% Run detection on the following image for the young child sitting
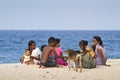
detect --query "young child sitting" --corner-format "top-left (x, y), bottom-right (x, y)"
top-left (21, 49), bottom-right (33, 65)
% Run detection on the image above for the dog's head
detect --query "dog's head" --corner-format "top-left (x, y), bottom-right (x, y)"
top-left (64, 49), bottom-right (74, 55)
top-left (65, 49), bottom-right (78, 57)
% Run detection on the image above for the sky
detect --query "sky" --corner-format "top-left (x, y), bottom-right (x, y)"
top-left (0, 0), bottom-right (120, 30)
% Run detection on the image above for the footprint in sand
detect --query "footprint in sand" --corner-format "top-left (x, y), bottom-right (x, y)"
top-left (42, 76), bottom-right (45, 77)
top-left (46, 71), bottom-right (49, 73)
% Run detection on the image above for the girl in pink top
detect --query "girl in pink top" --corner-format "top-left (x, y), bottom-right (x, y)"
top-left (51, 39), bottom-right (67, 66)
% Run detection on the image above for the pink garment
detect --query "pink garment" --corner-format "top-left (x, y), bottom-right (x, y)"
top-left (55, 47), bottom-right (67, 66)
top-left (95, 45), bottom-right (107, 65)
top-left (50, 47), bottom-right (67, 66)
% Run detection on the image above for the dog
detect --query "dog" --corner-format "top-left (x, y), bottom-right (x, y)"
top-left (64, 49), bottom-right (82, 73)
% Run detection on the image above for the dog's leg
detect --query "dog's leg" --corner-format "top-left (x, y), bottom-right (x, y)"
top-left (75, 60), bottom-right (78, 72)
top-left (73, 61), bottom-right (75, 70)
top-left (80, 55), bottom-right (82, 73)
top-left (68, 58), bottom-right (70, 71)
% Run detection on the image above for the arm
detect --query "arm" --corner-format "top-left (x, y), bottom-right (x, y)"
top-left (32, 54), bottom-right (40, 60)
top-left (20, 56), bottom-right (25, 64)
top-left (97, 48), bottom-right (106, 65)
top-left (86, 47), bottom-right (95, 58)
top-left (80, 50), bottom-right (87, 56)
top-left (31, 48), bottom-right (41, 60)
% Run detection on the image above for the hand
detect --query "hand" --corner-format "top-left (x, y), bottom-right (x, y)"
top-left (105, 64), bottom-right (111, 67)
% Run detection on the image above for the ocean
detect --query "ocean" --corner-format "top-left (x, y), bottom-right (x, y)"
top-left (0, 30), bottom-right (120, 64)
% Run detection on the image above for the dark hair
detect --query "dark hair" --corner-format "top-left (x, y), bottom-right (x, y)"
top-left (28, 40), bottom-right (36, 49)
top-left (48, 37), bottom-right (55, 44)
top-left (40, 45), bottom-right (47, 52)
top-left (55, 38), bottom-right (60, 44)
top-left (25, 49), bottom-right (30, 52)
top-left (79, 40), bottom-right (88, 46)
top-left (79, 40), bottom-right (88, 51)
top-left (84, 40), bottom-right (88, 46)
top-left (93, 36), bottom-right (103, 47)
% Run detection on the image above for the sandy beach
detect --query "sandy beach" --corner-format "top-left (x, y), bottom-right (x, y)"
top-left (0, 59), bottom-right (120, 80)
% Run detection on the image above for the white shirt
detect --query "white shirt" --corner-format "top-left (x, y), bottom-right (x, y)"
top-left (31, 47), bottom-right (41, 64)
top-left (23, 55), bottom-right (30, 62)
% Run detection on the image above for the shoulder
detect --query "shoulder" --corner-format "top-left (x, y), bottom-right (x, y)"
top-left (43, 46), bottom-right (52, 52)
top-left (96, 45), bottom-right (102, 49)
top-left (56, 47), bottom-right (62, 51)
top-left (32, 47), bottom-right (41, 55)
top-left (44, 46), bottom-right (51, 50)
top-left (86, 46), bottom-right (90, 51)
top-left (36, 47), bottom-right (40, 51)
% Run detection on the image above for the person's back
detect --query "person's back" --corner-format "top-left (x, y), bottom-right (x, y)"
top-left (95, 44), bottom-right (107, 65)
top-left (41, 46), bottom-right (52, 63)
top-left (93, 36), bottom-right (108, 65)
top-left (40, 37), bottom-right (58, 68)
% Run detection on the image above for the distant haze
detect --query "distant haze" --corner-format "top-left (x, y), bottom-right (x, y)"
top-left (0, 0), bottom-right (120, 30)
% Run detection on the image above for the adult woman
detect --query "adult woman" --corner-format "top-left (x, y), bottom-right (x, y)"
top-left (93, 36), bottom-right (107, 65)
top-left (28, 40), bottom-right (41, 65)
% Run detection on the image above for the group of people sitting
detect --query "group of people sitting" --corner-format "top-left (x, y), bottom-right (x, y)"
top-left (20, 36), bottom-right (109, 68)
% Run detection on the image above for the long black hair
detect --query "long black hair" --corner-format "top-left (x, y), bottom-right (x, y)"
top-left (93, 36), bottom-right (103, 47)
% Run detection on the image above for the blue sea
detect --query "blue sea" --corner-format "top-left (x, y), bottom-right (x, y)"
top-left (0, 30), bottom-right (120, 64)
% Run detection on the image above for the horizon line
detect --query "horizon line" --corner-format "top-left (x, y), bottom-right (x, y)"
top-left (0, 29), bottom-right (120, 31)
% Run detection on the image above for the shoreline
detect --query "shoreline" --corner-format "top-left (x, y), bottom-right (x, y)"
top-left (0, 59), bottom-right (120, 80)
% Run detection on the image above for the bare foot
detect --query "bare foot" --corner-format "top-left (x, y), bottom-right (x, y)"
top-left (41, 65), bottom-right (46, 69)
top-left (106, 64), bottom-right (111, 67)
top-left (39, 65), bottom-right (41, 68)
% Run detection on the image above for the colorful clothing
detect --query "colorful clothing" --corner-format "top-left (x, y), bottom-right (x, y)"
top-left (56, 47), bottom-right (67, 66)
top-left (95, 45), bottom-right (107, 65)
top-left (82, 52), bottom-right (96, 68)
top-left (50, 47), bottom-right (67, 66)
top-left (86, 46), bottom-right (95, 58)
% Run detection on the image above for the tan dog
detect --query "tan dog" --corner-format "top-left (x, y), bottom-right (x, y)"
top-left (65, 50), bottom-right (82, 73)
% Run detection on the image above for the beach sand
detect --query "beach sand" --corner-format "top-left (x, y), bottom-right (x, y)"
top-left (0, 59), bottom-right (120, 80)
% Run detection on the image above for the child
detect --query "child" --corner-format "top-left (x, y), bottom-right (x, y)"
top-left (40, 45), bottom-right (47, 52)
top-left (21, 49), bottom-right (33, 65)
top-left (79, 40), bottom-right (96, 68)
top-left (84, 40), bottom-right (95, 58)
top-left (53, 38), bottom-right (68, 66)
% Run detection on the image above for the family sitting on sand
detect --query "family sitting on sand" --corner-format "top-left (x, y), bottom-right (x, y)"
top-left (20, 36), bottom-right (109, 68)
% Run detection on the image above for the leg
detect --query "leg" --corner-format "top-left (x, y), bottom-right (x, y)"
top-left (43, 60), bottom-right (57, 67)
top-left (25, 61), bottom-right (29, 65)
top-left (80, 55), bottom-right (82, 73)
top-left (68, 58), bottom-right (70, 71)
top-left (75, 60), bottom-right (78, 72)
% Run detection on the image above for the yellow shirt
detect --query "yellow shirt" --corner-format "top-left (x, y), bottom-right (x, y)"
top-left (86, 46), bottom-right (95, 58)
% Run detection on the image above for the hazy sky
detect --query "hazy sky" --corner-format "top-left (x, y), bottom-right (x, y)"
top-left (0, 0), bottom-right (120, 30)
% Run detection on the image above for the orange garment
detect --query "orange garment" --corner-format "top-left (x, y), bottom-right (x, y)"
top-left (86, 47), bottom-right (95, 58)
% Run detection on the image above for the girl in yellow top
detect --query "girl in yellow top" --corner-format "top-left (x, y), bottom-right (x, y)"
top-left (83, 40), bottom-right (95, 58)
top-left (79, 40), bottom-right (96, 68)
